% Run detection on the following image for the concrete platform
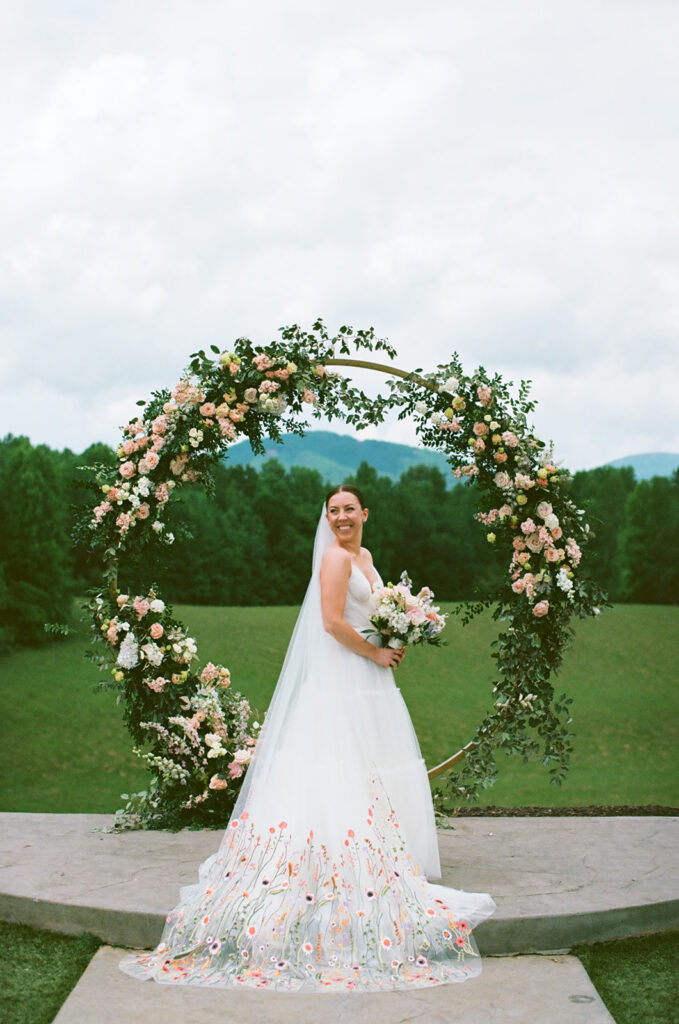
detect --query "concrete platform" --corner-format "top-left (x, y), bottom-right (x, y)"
top-left (1, 813), bottom-right (677, 955)
top-left (53, 946), bottom-right (616, 1024)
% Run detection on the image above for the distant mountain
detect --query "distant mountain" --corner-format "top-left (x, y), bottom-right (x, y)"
top-left (603, 452), bottom-right (679, 481)
top-left (224, 430), bottom-right (452, 483)
top-left (224, 431), bottom-right (679, 485)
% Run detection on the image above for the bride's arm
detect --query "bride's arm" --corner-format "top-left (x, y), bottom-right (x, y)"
top-left (320, 548), bottom-right (404, 669)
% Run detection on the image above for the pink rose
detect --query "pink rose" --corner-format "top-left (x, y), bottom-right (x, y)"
top-left (200, 402), bottom-right (216, 417)
top-left (116, 512), bottom-right (131, 533)
top-left (218, 419), bottom-right (236, 439)
top-left (106, 623), bottom-right (119, 643)
top-left (253, 353), bottom-right (272, 371)
top-left (511, 578), bottom-right (526, 594)
top-left (200, 662), bottom-right (219, 683)
top-left (137, 503), bottom-right (150, 519)
top-left (119, 461), bottom-right (136, 479)
top-left (533, 600), bottom-right (550, 617)
top-left (477, 384), bottom-right (492, 406)
top-left (544, 547), bottom-right (559, 562)
top-left (122, 439), bottom-right (136, 456)
top-left (551, 526), bottom-right (563, 540)
top-left (406, 606), bottom-right (427, 626)
top-left (149, 622), bottom-right (164, 640)
top-left (494, 471), bottom-right (511, 489)
top-left (494, 452), bottom-right (508, 463)
top-left (502, 431), bottom-right (519, 448)
top-left (473, 422), bottom-right (489, 436)
top-left (244, 388), bottom-right (257, 403)
top-left (133, 597), bottom-right (150, 619)
top-left (302, 389), bottom-right (317, 404)
top-left (155, 483), bottom-right (169, 504)
top-left (152, 415), bottom-right (168, 435)
top-left (473, 438), bottom-right (486, 453)
top-left (209, 774), bottom-right (228, 791)
top-left (521, 519), bottom-right (537, 535)
top-left (227, 761), bottom-right (244, 779)
top-left (513, 537), bottom-right (526, 551)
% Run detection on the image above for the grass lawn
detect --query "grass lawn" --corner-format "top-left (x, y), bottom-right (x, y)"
top-left (0, 921), bottom-right (101, 1024)
top-left (574, 929), bottom-right (679, 1024)
top-left (1, 602), bottom-right (677, 813)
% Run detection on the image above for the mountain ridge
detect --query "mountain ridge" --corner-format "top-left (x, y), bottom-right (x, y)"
top-left (224, 431), bottom-right (679, 484)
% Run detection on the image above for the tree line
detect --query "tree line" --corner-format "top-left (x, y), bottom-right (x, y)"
top-left (0, 433), bottom-right (677, 652)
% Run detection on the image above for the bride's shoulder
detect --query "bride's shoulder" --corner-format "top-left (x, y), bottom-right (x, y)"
top-left (321, 544), bottom-right (351, 572)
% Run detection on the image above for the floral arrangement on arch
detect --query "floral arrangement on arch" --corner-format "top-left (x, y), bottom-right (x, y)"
top-left (79, 322), bottom-right (606, 828)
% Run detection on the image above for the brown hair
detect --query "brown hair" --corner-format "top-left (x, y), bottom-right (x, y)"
top-left (325, 484), bottom-right (366, 510)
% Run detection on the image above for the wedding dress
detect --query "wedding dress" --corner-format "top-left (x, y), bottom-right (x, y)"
top-left (120, 510), bottom-right (496, 991)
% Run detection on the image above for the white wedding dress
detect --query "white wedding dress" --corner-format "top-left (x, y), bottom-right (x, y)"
top-left (120, 515), bottom-right (495, 991)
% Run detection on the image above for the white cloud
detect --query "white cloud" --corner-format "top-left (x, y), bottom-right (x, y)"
top-left (1, 0), bottom-right (678, 471)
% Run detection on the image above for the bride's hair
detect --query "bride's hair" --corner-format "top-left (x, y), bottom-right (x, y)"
top-left (325, 484), bottom-right (366, 509)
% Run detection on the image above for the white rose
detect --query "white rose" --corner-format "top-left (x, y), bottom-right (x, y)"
top-left (233, 748), bottom-right (252, 765)
top-left (414, 401), bottom-right (427, 415)
top-left (536, 502), bottom-right (553, 519)
top-left (149, 599), bottom-right (165, 613)
top-left (544, 513), bottom-right (559, 531)
top-left (438, 376), bottom-right (459, 393)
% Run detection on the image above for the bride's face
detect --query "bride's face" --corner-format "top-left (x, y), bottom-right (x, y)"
top-left (326, 492), bottom-right (368, 542)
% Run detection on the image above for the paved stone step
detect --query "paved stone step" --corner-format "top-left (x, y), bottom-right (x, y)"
top-left (2, 813), bottom-right (677, 955)
top-left (53, 947), bottom-right (616, 1024)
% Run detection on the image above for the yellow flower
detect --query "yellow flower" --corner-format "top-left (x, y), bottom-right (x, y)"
top-left (486, 532), bottom-right (496, 544)
top-left (517, 494), bottom-right (528, 505)
top-left (113, 670), bottom-right (124, 682)
top-left (444, 407), bottom-right (454, 420)
top-left (492, 434), bottom-right (502, 444)
top-left (286, 362), bottom-right (297, 373)
top-left (102, 484), bottom-right (110, 494)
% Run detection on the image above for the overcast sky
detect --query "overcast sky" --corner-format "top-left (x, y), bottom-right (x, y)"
top-left (1, 0), bottom-right (678, 472)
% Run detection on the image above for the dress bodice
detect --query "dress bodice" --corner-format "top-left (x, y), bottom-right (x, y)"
top-left (343, 562), bottom-right (382, 634)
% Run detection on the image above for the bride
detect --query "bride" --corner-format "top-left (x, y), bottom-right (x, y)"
top-left (120, 485), bottom-right (496, 991)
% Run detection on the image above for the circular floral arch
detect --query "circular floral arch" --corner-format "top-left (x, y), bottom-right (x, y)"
top-left (83, 321), bottom-right (605, 830)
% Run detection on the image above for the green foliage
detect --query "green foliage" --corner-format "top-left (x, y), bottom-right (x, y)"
top-left (618, 471), bottom-right (679, 603)
top-left (0, 921), bottom-right (101, 1024)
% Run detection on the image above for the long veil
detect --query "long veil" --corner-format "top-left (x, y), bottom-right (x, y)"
top-left (231, 504), bottom-right (335, 818)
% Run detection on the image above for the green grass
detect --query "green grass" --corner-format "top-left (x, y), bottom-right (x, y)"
top-left (0, 921), bottom-right (101, 1024)
top-left (575, 930), bottom-right (679, 1024)
top-left (2, 603), bottom-right (678, 813)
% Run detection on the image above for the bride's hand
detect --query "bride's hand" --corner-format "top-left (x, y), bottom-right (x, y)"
top-left (372, 646), bottom-right (405, 669)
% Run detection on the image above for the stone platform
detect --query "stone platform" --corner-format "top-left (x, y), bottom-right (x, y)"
top-left (1, 813), bottom-right (677, 955)
top-left (53, 947), bottom-right (617, 1024)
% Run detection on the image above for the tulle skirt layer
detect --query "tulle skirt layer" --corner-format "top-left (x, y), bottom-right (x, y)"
top-left (120, 640), bottom-right (496, 991)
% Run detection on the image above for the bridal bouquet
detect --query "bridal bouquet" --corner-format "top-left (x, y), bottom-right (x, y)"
top-left (367, 572), bottom-right (447, 649)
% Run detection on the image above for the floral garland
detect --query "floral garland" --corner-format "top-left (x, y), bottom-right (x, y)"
top-left (81, 322), bottom-right (605, 827)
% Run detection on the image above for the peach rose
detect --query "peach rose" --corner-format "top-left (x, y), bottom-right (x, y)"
top-left (533, 601), bottom-right (550, 617)
top-left (149, 622), bottom-right (164, 640)
top-left (119, 461), bottom-right (136, 479)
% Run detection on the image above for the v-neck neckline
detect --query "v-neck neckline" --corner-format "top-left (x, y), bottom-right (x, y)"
top-left (351, 561), bottom-right (378, 589)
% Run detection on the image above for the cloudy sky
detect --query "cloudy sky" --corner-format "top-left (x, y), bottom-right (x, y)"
top-left (1, 0), bottom-right (678, 471)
